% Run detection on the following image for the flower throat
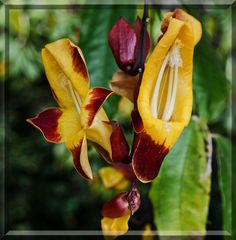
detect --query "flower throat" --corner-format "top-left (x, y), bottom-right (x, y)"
top-left (150, 39), bottom-right (183, 122)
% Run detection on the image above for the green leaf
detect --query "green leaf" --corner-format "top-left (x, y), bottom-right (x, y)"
top-left (193, 29), bottom-right (230, 124)
top-left (216, 136), bottom-right (232, 233)
top-left (150, 120), bottom-right (211, 236)
top-left (79, 6), bottom-right (136, 117)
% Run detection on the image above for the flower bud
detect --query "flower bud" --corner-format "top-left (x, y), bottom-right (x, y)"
top-left (108, 17), bottom-right (150, 75)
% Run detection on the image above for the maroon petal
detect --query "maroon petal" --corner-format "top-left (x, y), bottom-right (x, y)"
top-left (104, 121), bottom-right (130, 162)
top-left (108, 17), bottom-right (137, 71)
top-left (27, 108), bottom-right (63, 143)
top-left (132, 132), bottom-right (169, 183)
top-left (102, 192), bottom-right (129, 218)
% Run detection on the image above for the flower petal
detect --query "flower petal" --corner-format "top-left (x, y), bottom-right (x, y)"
top-left (101, 213), bottom-right (131, 239)
top-left (172, 9), bottom-right (202, 45)
top-left (42, 38), bottom-right (89, 108)
top-left (99, 167), bottom-right (125, 189)
top-left (138, 17), bottom-right (194, 149)
top-left (110, 71), bottom-right (139, 102)
top-left (132, 132), bottom-right (169, 183)
top-left (69, 132), bottom-right (93, 180)
top-left (105, 121), bottom-right (130, 163)
top-left (85, 108), bottom-right (113, 161)
top-left (80, 87), bottom-right (113, 128)
top-left (53, 108), bottom-right (92, 180)
top-left (27, 108), bottom-right (63, 143)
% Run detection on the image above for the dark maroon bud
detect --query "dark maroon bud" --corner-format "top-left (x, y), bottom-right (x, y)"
top-left (108, 17), bottom-right (150, 75)
top-left (102, 192), bottom-right (129, 218)
top-left (127, 183), bottom-right (141, 215)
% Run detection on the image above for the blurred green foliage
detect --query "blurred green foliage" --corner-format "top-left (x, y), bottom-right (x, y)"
top-left (1, 3), bottom-right (234, 240)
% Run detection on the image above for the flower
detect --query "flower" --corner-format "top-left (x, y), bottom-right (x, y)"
top-left (108, 17), bottom-right (150, 75)
top-left (27, 38), bottom-right (129, 180)
top-left (132, 9), bottom-right (202, 182)
top-left (101, 183), bottom-right (141, 238)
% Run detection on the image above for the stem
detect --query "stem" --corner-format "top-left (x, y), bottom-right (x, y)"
top-left (133, 0), bottom-right (149, 108)
top-left (130, 0), bottom-right (149, 159)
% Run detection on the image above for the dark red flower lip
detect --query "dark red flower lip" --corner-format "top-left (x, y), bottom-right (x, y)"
top-left (132, 132), bottom-right (169, 183)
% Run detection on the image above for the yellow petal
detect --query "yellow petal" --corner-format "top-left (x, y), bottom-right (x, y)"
top-left (172, 9), bottom-right (202, 45)
top-left (99, 167), bottom-right (124, 189)
top-left (101, 213), bottom-right (131, 239)
top-left (58, 108), bottom-right (82, 146)
top-left (85, 108), bottom-right (112, 159)
top-left (56, 108), bottom-right (92, 179)
top-left (162, 9), bottom-right (202, 46)
top-left (114, 178), bottom-right (130, 191)
top-left (142, 224), bottom-right (154, 240)
top-left (69, 132), bottom-right (93, 180)
top-left (138, 17), bottom-right (195, 149)
top-left (42, 38), bottom-right (89, 109)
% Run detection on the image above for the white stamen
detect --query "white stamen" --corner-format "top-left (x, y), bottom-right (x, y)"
top-left (162, 66), bottom-right (174, 120)
top-left (150, 39), bottom-right (183, 121)
top-left (156, 67), bottom-right (170, 118)
top-left (163, 64), bottom-right (179, 121)
top-left (150, 54), bottom-right (170, 118)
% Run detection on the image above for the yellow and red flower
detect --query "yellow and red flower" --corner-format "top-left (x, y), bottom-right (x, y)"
top-left (110, 9), bottom-right (202, 183)
top-left (27, 38), bottom-right (129, 180)
top-left (101, 183), bottom-right (141, 238)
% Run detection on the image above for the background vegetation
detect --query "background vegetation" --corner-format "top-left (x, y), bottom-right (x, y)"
top-left (1, 2), bottom-right (235, 239)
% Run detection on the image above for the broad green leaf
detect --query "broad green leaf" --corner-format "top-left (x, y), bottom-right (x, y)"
top-left (79, 5), bottom-right (136, 117)
top-left (193, 24), bottom-right (230, 124)
top-left (150, 121), bottom-right (211, 237)
top-left (216, 136), bottom-right (232, 233)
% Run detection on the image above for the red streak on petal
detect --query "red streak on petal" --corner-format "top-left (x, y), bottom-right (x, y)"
top-left (71, 45), bottom-right (89, 80)
top-left (85, 88), bottom-right (113, 127)
top-left (70, 140), bottom-right (91, 180)
top-left (132, 132), bottom-right (169, 183)
top-left (102, 192), bottom-right (129, 218)
top-left (27, 108), bottom-right (62, 143)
